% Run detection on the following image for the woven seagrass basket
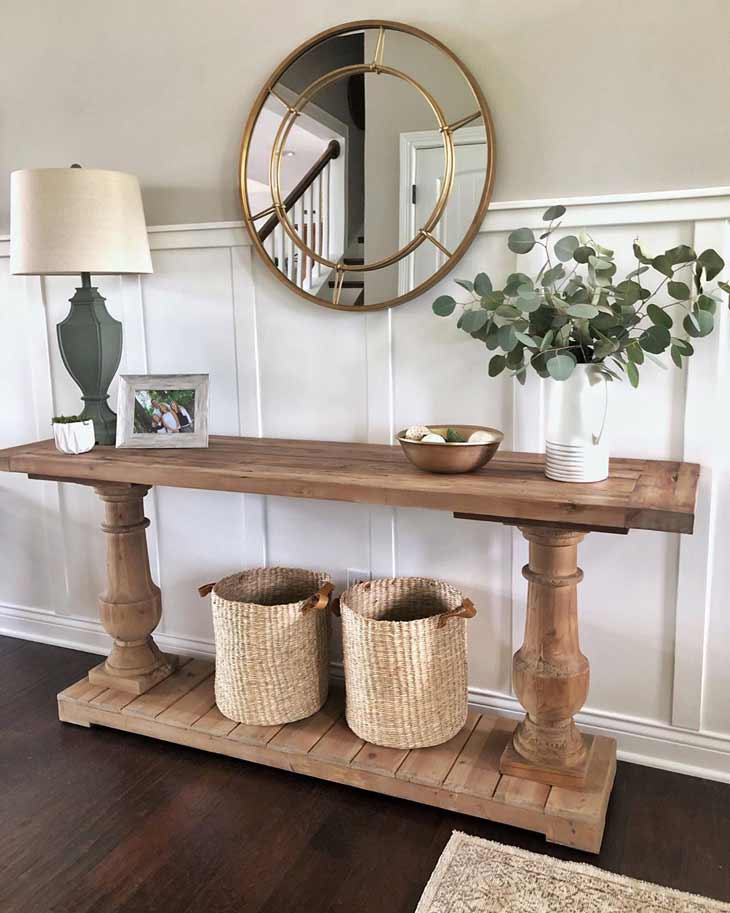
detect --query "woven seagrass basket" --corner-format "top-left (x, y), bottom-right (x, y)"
top-left (199, 567), bottom-right (333, 726)
top-left (338, 577), bottom-right (476, 749)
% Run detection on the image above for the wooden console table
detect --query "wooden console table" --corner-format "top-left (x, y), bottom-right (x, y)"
top-left (0, 437), bottom-right (698, 853)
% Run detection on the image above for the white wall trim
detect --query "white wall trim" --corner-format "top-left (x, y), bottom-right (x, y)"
top-left (3, 184), bottom-right (730, 248)
top-left (671, 218), bottom-right (729, 730)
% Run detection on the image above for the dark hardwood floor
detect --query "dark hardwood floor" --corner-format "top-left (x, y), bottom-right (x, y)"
top-left (1, 634), bottom-right (729, 913)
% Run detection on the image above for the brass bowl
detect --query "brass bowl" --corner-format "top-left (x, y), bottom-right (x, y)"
top-left (397, 424), bottom-right (504, 474)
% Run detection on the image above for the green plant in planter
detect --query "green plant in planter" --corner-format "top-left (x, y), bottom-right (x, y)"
top-left (432, 205), bottom-right (728, 387)
top-left (51, 415), bottom-right (85, 424)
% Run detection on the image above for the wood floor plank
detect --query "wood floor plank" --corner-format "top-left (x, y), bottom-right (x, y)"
top-left (124, 659), bottom-right (213, 719)
top-left (545, 735), bottom-right (617, 820)
top-left (58, 679), bottom-right (107, 704)
top-left (443, 714), bottom-right (515, 797)
top-left (494, 774), bottom-right (551, 811)
top-left (308, 715), bottom-right (364, 765)
top-left (351, 742), bottom-right (410, 776)
top-left (268, 689), bottom-right (342, 754)
top-left (156, 674), bottom-right (215, 728)
top-left (89, 687), bottom-right (138, 712)
top-left (228, 720), bottom-right (285, 746)
top-left (88, 659), bottom-right (194, 713)
top-left (396, 710), bottom-right (480, 786)
top-left (192, 704), bottom-right (239, 737)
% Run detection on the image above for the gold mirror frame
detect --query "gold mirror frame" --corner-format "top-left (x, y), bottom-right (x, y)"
top-left (239, 20), bottom-right (496, 312)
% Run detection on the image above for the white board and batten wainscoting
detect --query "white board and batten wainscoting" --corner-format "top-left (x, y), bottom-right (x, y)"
top-left (1, 186), bottom-right (729, 783)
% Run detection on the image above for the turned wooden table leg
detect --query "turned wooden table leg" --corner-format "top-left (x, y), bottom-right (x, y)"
top-left (87, 483), bottom-right (177, 695)
top-left (500, 525), bottom-right (592, 788)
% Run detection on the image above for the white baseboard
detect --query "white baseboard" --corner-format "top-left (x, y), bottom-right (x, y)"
top-left (3, 602), bottom-right (730, 785)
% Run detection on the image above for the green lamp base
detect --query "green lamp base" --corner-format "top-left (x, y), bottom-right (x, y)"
top-left (57, 274), bottom-right (122, 446)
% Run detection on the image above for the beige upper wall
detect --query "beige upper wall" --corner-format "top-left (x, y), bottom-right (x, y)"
top-left (2, 0), bottom-right (729, 231)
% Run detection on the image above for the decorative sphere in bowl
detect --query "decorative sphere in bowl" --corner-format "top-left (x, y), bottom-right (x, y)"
top-left (397, 424), bottom-right (504, 474)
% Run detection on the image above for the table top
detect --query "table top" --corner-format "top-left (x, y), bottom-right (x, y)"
top-left (0, 436), bottom-right (699, 534)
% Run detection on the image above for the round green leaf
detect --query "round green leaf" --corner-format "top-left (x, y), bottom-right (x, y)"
top-left (546, 353), bottom-right (577, 381)
top-left (647, 303), bottom-right (673, 328)
top-left (506, 345), bottom-right (525, 368)
top-left (497, 324), bottom-right (518, 352)
top-left (697, 294), bottom-right (717, 314)
top-left (496, 304), bottom-right (522, 318)
top-left (474, 272), bottom-right (492, 296)
top-left (543, 204), bottom-right (566, 222)
top-left (573, 245), bottom-right (595, 264)
top-left (453, 279), bottom-right (473, 292)
top-left (433, 295), bottom-right (456, 317)
top-left (652, 254), bottom-right (673, 278)
top-left (698, 249), bottom-right (725, 282)
top-left (554, 235), bottom-right (579, 262)
top-left (515, 331), bottom-right (538, 348)
top-left (627, 341), bottom-right (645, 364)
top-left (504, 272), bottom-right (533, 296)
top-left (671, 337), bottom-right (694, 356)
top-left (665, 245), bottom-right (696, 265)
top-left (516, 293), bottom-right (541, 314)
top-left (541, 264), bottom-right (565, 287)
top-left (626, 361), bottom-right (640, 388)
top-left (460, 309), bottom-right (488, 333)
top-left (540, 330), bottom-right (555, 351)
top-left (589, 255), bottom-right (612, 271)
top-left (639, 325), bottom-right (671, 353)
top-left (614, 280), bottom-right (641, 306)
top-left (670, 346), bottom-right (683, 368)
top-left (566, 303), bottom-right (599, 319)
top-left (508, 227), bottom-right (536, 255)
top-left (485, 326), bottom-right (500, 350)
top-left (667, 280), bottom-right (690, 300)
top-left (684, 309), bottom-right (714, 338)
top-left (488, 354), bottom-right (506, 377)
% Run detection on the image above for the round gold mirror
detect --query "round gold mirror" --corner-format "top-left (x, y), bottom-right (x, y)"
top-left (239, 20), bottom-right (495, 311)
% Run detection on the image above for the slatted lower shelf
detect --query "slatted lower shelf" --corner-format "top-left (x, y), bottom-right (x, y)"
top-left (57, 656), bottom-right (616, 853)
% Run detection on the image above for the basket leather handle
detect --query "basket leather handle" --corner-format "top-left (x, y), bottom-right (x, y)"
top-left (198, 582), bottom-right (216, 598)
top-left (437, 597), bottom-right (477, 628)
top-left (301, 581), bottom-right (335, 614)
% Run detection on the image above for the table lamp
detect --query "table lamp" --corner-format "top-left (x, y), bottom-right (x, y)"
top-left (10, 166), bottom-right (153, 445)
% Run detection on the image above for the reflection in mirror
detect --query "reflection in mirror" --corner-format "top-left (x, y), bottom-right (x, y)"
top-left (241, 22), bottom-right (494, 310)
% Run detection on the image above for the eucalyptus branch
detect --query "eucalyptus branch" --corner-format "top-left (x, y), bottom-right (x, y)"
top-left (432, 204), bottom-right (726, 387)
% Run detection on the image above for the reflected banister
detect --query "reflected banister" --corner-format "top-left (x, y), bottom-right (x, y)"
top-left (258, 139), bottom-right (340, 243)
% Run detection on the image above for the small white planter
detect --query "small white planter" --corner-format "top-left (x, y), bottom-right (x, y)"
top-left (53, 420), bottom-right (95, 454)
top-left (545, 364), bottom-right (609, 483)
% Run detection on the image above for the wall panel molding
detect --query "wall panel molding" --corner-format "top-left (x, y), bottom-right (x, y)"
top-left (1, 185), bottom-right (729, 780)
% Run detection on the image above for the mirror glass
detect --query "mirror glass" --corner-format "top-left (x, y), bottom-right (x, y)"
top-left (241, 22), bottom-right (494, 310)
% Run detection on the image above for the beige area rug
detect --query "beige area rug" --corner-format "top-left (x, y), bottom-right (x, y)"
top-left (416, 831), bottom-right (730, 913)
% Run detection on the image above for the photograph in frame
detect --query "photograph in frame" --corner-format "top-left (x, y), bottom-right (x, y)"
top-left (116, 374), bottom-right (209, 448)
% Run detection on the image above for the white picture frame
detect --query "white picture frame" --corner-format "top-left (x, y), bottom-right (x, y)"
top-left (115, 374), bottom-right (209, 448)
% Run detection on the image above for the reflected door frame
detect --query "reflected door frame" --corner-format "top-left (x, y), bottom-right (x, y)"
top-left (398, 126), bottom-right (487, 296)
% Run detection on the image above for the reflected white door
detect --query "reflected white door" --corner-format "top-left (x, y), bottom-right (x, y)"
top-left (402, 130), bottom-right (487, 293)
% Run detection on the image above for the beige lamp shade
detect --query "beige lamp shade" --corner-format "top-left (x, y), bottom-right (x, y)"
top-left (10, 168), bottom-right (153, 275)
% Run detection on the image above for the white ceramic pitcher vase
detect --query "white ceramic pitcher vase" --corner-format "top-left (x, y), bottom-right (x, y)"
top-left (545, 364), bottom-right (609, 483)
